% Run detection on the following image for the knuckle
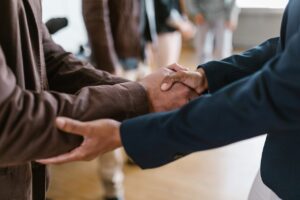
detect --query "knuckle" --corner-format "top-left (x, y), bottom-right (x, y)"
top-left (174, 75), bottom-right (182, 82)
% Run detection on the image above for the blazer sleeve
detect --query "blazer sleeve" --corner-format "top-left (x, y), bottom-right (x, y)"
top-left (0, 45), bottom-right (148, 167)
top-left (201, 37), bottom-right (279, 93)
top-left (119, 33), bottom-right (300, 169)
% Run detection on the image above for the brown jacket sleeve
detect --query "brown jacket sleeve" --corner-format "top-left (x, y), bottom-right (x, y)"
top-left (42, 24), bottom-right (125, 94)
top-left (42, 23), bottom-right (149, 118)
top-left (0, 39), bottom-right (148, 166)
top-left (82, 0), bottom-right (120, 73)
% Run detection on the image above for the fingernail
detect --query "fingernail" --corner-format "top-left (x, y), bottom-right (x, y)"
top-left (56, 117), bottom-right (66, 128)
top-left (161, 83), bottom-right (169, 90)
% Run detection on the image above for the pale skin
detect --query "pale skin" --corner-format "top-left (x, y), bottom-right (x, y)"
top-left (37, 64), bottom-right (208, 164)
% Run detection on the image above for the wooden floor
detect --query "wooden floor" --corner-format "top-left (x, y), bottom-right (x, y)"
top-left (47, 48), bottom-right (266, 200)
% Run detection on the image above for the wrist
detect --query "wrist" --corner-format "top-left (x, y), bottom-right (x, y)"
top-left (196, 68), bottom-right (208, 90)
top-left (112, 121), bottom-right (122, 149)
top-left (138, 81), bottom-right (154, 112)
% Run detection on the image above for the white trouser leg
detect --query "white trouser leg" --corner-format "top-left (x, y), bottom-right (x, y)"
top-left (152, 31), bottom-right (182, 69)
top-left (194, 23), bottom-right (213, 64)
top-left (213, 19), bottom-right (233, 60)
top-left (248, 171), bottom-right (281, 200)
top-left (98, 149), bottom-right (124, 198)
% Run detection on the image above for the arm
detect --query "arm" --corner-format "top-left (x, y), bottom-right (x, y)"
top-left (43, 23), bottom-right (127, 94)
top-left (120, 32), bottom-right (300, 169)
top-left (36, 35), bottom-right (283, 165)
top-left (42, 20), bottom-right (149, 121)
top-left (81, 0), bottom-right (120, 73)
top-left (201, 37), bottom-right (279, 92)
top-left (160, 38), bottom-right (279, 95)
top-left (0, 45), bottom-right (148, 167)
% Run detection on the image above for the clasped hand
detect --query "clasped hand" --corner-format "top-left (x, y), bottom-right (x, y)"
top-left (37, 64), bottom-right (208, 164)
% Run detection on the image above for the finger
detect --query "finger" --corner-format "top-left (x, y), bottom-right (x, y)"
top-left (36, 147), bottom-right (84, 164)
top-left (161, 73), bottom-right (184, 91)
top-left (195, 86), bottom-right (205, 95)
top-left (167, 63), bottom-right (188, 72)
top-left (56, 117), bottom-right (89, 136)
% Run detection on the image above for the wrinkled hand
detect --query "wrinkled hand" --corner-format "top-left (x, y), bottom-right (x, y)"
top-left (37, 117), bottom-right (121, 164)
top-left (161, 65), bottom-right (208, 95)
top-left (139, 64), bottom-right (199, 112)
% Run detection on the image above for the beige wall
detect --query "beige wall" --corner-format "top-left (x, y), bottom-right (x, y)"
top-left (233, 8), bottom-right (284, 48)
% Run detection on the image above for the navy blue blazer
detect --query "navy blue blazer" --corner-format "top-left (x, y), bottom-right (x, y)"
top-left (121, 1), bottom-right (300, 199)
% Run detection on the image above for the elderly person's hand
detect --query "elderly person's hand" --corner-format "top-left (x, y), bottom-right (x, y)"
top-left (161, 65), bottom-right (208, 95)
top-left (139, 63), bottom-right (199, 112)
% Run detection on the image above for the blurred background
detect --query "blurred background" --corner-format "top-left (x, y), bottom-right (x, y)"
top-left (43, 0), bottom-right (287, 52)
top-left (42, 1), bottom-right (288, 200)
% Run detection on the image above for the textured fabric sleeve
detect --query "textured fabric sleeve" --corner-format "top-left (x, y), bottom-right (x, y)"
top-left (200, 37), bottom-right (279, 92)
top-left (0, 45), bottom-right (149, 167)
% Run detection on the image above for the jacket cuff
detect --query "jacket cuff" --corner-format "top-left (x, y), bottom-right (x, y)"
top-left (119, 82), bottom-right (150, 118)
top-left (198, 62), bottom-right (225, 93)
top-left (120, 111), bottom-right (185, 169)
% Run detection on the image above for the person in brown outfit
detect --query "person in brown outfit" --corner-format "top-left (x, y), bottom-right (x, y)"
top-left (0, 1), bottom-right (197, 200)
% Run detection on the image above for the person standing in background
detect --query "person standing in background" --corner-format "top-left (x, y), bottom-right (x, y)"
top-left (81, 1), bottom-right (138, 200)
top-left (186, 0), bottom-right (240, 63)
top-left (149, 0), bottom-right (195, 70)
top-left (82, 1), bottom-right (157, 199)
top-left (82, 0), bottom-right (156, 81)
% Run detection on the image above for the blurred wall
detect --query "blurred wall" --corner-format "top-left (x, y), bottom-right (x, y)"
top-left (42, 0), bottom-right (87, 53)
top-left (233, 8), bottom-right (284, 49)
top-left (42, 1), bottom-right (285, 52)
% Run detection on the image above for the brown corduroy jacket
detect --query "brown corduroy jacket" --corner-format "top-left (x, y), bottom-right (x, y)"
top-left (0, 0), bottom-right (149, 199)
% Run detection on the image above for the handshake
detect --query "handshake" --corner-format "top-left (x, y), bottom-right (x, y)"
top-left (37, 64), bottom-right (208, 164)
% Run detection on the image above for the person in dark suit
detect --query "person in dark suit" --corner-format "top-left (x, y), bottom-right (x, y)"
top-left (39, 0), bottom-right (300, 199)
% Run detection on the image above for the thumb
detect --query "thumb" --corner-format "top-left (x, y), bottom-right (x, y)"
top-left (56, 117), bottom-right (88, 136)
top-left (161, 73), bottom-right (183, 91)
